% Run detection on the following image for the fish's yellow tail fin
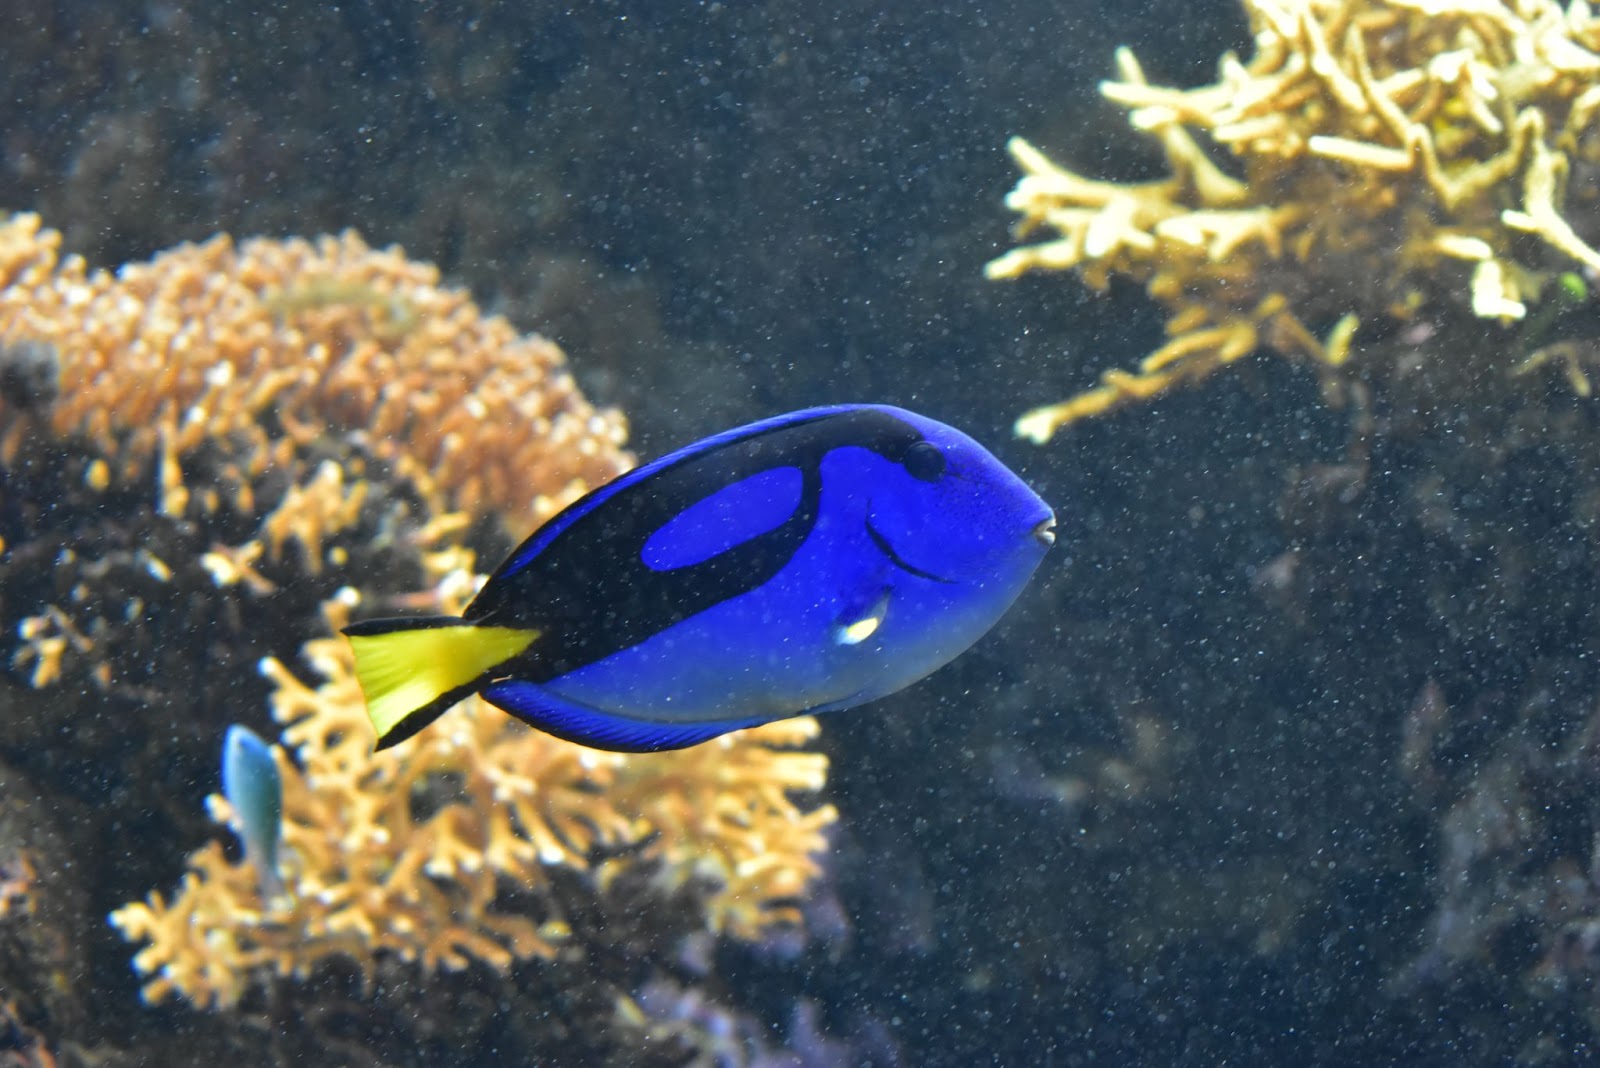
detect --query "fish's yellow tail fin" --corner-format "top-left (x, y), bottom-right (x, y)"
top-left (342, 617), bottom-right (539, 749)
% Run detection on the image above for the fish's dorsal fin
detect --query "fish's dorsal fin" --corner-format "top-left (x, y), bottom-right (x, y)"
top-left (480, 679), bottom-right (770, 752)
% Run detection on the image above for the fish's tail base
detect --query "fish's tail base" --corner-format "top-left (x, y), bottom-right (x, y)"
top-left (342, 616), bottom-right (539, 749)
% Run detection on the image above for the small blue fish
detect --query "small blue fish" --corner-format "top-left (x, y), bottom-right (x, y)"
top-left (222, 724), bottom-right (285, 903)
top-left (345, 404), bottom-right (1054, 752)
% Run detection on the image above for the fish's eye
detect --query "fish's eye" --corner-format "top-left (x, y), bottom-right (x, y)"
top-left (902, 440), bottom-right (946, 482)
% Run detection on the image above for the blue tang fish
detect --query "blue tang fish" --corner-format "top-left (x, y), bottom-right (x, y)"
top-left (344, 404), bottom-right (1054, 752)
top-left (221, 724), bottom-right (286, 902)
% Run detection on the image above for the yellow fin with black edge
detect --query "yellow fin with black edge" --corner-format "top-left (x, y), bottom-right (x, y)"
top-left (343, 618), bottom-right (538, 746)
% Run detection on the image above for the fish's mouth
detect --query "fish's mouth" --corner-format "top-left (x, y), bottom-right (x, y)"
top-left (1033, 515), bottom-right (1057, 548)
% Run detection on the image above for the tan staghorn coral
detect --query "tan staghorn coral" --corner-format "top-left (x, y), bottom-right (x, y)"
top-left (260, 460), bottom-right (370, 574)
top-left (111, 575), bottom-right (837, 1010)
top-left (0, 211), bottom-right (629, 530)
top-left (989, 0), bottom-right (1600, 441)
top-left (0, 209), bottom-right (632, 707)
top-left (0, 209), bottom-right (836, 1038)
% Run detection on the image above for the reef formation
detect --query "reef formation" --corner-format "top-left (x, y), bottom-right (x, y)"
top-left (0, 212), bottom-right (837, 1064)
top-left (981, 1), bottom-right (1600, 1059)
top-left (111, 581), bottom-right (834, 1011)
top-left (990, 0), bottom-right (1600, 440)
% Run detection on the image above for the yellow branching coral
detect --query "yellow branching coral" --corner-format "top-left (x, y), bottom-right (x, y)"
top-left (990, 0), bottom-right (1600, 440)
top-left (260, 460), bottom-right (369, 573)
top-left (0, 207), bottom-right (631, 710)
top-left (0, 210), bottom-right (837, 1019)
top-left (12, 606), bottom-right (92, 689)
top-left (0, 211), bottom-right (629, 529)
top-left (111, 577), bottom-right (837, 1010)
top-left (0, 209), bottom-right (838, 1040)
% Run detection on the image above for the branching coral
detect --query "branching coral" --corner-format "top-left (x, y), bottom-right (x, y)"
top-left (0, 208), bottom-right (632, 707)
top-left (0, 209), bottom-right (837, 1048)
top-left (989, 0), bottom-right (1600, 440)
top-left (111, 576), bottom-right (837, 1010)
top-left (0, 211), bottom-right (629, 530)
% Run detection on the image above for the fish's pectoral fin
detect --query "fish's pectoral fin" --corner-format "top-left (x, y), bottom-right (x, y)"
top-left (480, 679), bottom-right (769, 752)
top-left (342, 616), bottom-right (539, 748)
top-left (833, 586), bottom-right (891, 646)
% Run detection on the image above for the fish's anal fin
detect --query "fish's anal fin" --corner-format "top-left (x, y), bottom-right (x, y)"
top-left (342, 616), bottom-right (539, 748)
top-left (481, 680), bottom-right (769, 753)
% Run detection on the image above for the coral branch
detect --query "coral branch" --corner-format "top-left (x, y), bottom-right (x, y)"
top-left (993, 0), bottom-right (1600, 440)
top-left (112, 583), bottom-right (836, 1009)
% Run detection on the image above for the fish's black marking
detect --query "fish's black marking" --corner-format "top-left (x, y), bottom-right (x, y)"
top-left (467, 407), bottom-right (933, 680)
top-left (865, 515), bottom-right (953, 584)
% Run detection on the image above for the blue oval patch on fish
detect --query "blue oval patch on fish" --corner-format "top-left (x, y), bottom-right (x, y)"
top-left (344, 404), bottom-right (1055, 752)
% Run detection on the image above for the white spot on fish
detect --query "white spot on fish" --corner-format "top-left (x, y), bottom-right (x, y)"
top-left (835, 590), bottom-right (890, 645)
